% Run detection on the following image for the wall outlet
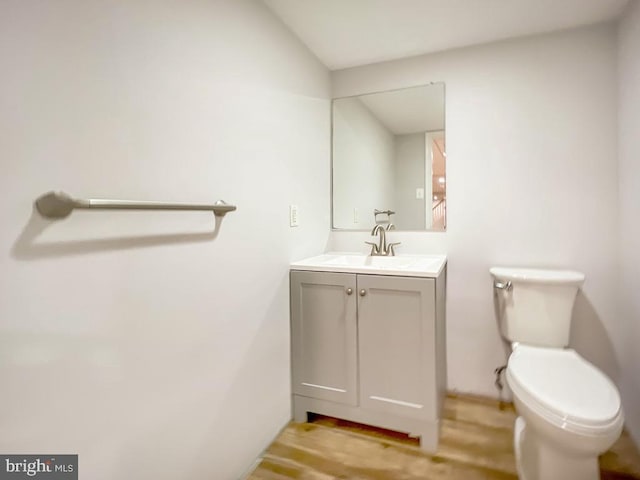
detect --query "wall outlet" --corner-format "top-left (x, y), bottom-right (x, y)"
top-left (353, 207), bottom-right (359, 224)
top-left (289, 205), bottom-right (299, 227)
top-left (416, 188), bottom-right (425, 199)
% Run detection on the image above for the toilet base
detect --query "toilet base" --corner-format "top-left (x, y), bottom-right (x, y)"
top-left (514, 416), bottom-right (600, 480)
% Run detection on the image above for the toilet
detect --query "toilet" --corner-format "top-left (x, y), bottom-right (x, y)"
top-left (490, 267), bottom-right (623, 480)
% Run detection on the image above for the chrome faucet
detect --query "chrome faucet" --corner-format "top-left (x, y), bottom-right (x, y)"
top-left (366, 224), bottom-right (401, 256)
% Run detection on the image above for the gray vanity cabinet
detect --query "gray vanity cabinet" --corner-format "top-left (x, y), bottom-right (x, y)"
top-left (290, 268), bottom-right (447, 452)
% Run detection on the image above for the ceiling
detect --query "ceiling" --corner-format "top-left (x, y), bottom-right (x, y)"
top-left (358, 83), bottom-right (444, 134)
top-left (263, 0), bottom-right (629, 70)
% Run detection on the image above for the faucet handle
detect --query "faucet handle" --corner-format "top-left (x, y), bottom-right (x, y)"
top-left (365, 241), bottom-right (378, 255)
top-left (387, 242), bottom-right (401, 256)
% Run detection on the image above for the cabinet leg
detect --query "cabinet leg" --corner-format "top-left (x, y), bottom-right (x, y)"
top-left (419, 436), bottom-right (437, 453)
top-left (292, 397), bottom-right (309, 423)
top-left (418, 424), bottom-right (439, 454)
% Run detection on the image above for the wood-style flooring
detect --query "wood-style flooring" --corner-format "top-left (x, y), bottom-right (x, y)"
top-left (246, 393), bottom-right (640, 480)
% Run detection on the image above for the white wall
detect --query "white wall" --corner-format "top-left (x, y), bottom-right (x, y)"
top-left (618, 0), bottom-right (640, 446)
top-left (0, 1), bottom-right (329, 479)
top-left (330, 25), bottom-right (621, 400)
top-left (333, 97), bottom-right (395, 229)
top-left (393, 133), bottom-right (426, 230)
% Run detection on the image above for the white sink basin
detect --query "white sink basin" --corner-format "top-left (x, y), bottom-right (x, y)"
top-left (324, 255), bottom-right (416, 268)
top-left (291, 253), bottom-right (447, 278)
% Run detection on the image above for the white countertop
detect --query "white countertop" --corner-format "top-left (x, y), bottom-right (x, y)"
top-left (290, 252), bottom-right (447, 278)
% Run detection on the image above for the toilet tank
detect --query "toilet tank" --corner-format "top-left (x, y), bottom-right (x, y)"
top-left (490, 267), bottom-right (585, 348)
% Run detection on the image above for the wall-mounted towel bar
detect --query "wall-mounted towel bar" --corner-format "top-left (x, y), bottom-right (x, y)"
top-left (35, 191), bottom-right (237, 219)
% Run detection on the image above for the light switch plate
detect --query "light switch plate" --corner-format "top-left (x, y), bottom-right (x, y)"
top-left (416, 188), bottom-right (425, 199)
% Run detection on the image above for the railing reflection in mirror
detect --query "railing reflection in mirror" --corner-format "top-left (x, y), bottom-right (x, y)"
top-left (432, 199), bottom-right (446, 230)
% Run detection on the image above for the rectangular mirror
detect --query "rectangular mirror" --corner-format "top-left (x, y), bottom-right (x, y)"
top-left (332, 83), bottom-right (446, 231)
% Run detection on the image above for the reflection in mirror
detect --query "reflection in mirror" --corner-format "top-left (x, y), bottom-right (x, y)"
top-left (332, 83), bottom-right (446, 231)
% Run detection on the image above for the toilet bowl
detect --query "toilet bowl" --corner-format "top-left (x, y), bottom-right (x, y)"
top-left (508, 345), bottom-right (623, 480)
top-left (490, 267), bottom-right (623, 480)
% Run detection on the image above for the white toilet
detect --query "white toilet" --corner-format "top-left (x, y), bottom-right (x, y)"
top-left (490, 267), bottom-right (623, 480)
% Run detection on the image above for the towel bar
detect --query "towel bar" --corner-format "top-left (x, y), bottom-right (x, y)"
top-left (35, 191), bottom-right (236, 219)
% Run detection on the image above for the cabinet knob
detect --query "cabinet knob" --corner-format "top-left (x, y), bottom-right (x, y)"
top-left (346, 288), bottom-right (353, 295)
top-left (359, 289), bottom-right (367, 296)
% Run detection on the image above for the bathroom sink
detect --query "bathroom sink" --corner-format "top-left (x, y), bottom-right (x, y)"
top-left (290, 253), bottom-right (446, 278)
top-left (324, 255), bottom-right (415, 268)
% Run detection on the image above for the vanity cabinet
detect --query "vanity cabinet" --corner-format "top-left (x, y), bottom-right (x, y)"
top-left (290, 268), bottom-right (447, 452)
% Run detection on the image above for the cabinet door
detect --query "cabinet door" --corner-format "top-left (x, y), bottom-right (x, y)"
top-left (357, 275), bottom-right (436, 419)
top-left (290, 271), bottom-right (358, 405)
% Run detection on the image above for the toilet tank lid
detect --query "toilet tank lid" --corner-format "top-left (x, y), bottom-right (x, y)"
top-left (490, 267), bottom-right (585, 285)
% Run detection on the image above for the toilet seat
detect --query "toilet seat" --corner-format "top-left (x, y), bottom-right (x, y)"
top-left (507, 345), bottom-right (622, 435)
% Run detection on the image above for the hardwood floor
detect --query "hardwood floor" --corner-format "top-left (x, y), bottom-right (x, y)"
top-left (246, 393), bottom-right (640, 480)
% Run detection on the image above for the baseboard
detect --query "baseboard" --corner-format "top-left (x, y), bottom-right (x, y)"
top-left (237, 419), bottom-right (291, 480)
